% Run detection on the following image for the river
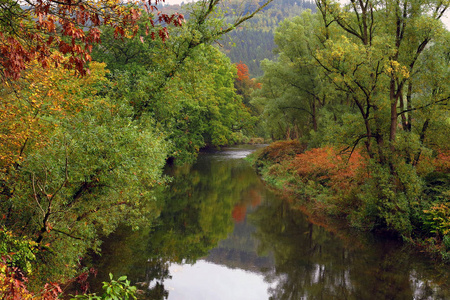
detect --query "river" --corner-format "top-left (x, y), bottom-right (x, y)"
top-left (87, 145), bottom-right (450, 299)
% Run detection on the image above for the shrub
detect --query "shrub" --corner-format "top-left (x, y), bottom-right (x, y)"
top-left (423, 204), bottom-right (450, 236)
top-left (256, 140), bottom-right (307, 165)
top-left (289, 146), bottom-right (366, 192)
top-left (71, 273), bottom-right (137, 300)
top-left (434, 151), bottom-right (450, 173)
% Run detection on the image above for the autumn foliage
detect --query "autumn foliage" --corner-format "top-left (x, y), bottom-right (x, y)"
top-left (253, 143), bottom-right (367, 209)
top-left (0, 260), bottom-right (33, 300)
top-left (236, 61), bottom-right (250, 81)
top-left (0, 0), bottom-right (184, 80)
top-left (0, 58), bottom-right (108, 173)
top-left (433, 151), bottom-right (450, 173)
top-left (234, 61), bottom-right (261, 108)
top-left (289, 147), bottom-right (367, 192)
top-left (257, 140), bottom-right (307, 164)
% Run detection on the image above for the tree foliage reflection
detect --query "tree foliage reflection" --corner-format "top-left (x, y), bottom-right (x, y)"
top-left (250, 197), bottom-right (450, 299)
top-left (88, 152), bottom-right (262, 298)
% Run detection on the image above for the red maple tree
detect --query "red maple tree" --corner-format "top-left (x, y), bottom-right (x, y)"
top-left (236, 61), bottom-right (250, 81)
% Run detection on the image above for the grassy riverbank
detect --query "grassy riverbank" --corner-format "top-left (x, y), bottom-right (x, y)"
top-left (247, 141), bottom-right (450, 261)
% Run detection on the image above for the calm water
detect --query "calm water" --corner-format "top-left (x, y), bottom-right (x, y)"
top-left (88, 145), bottom-right (450, 299)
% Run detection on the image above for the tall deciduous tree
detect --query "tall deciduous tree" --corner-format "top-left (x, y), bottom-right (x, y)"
top-left (315, 0), bottom-right (449, 164)
top-left (252, 11), bottom-right (329, 139)
top-left (313, 0), bottom-right (450, 234)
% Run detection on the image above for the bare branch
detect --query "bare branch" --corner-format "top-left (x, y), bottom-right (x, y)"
top-left (32, 173), bottom-right (45, 216)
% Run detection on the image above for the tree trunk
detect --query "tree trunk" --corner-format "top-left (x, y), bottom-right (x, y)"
top-left (389, 79), bottom-right (398, 146)
top-left (406, 82), bottom-right (412, 131)
top-left (312, 99), bottom-right (318, 131)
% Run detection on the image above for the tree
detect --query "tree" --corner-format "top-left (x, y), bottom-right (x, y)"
top-left (93, 3), bottom-right (261, 163)
top-left (234, 61), bottom-right (261, 109)
top-left (0, 0), bottom-right (184, 80)
top-left (251, 11), bottom-right (331, 140)
top-left (0, 60), bottom-right (169, 284)
top-left (314, 0), bottom-right (449, 164)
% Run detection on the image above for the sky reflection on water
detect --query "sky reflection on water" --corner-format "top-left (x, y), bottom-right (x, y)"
top-left (157, 260), bottom-right (274, 300)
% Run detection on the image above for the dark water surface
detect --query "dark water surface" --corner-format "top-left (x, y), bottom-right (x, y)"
top-left (88, 145), bottom-right (450, 299)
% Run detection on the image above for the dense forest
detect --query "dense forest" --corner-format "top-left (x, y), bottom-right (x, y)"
top-left (220, 0), bottom-right (316, 76)
top-left (0, 0), bottom-right (449, 297)
top-left (162, 0), bottom-right (316, 76)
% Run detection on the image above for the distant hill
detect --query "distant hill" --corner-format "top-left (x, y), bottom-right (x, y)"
top-left (160, 0), bottom-right (316, 77)
top-left (220, 0), bottom-right (316, 77)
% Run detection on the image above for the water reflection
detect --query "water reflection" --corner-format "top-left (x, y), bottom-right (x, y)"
top-left (160, 261), bottom-right (274, 300)
top-left (88, 146), bottom-right (266, 298)
top-left (89, 146), bottom-right (450, 299)
top-left (250, 194), bottom-right (450, 300)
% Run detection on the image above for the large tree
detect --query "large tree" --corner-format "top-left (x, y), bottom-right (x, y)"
top-left (0, 0), bottom-right (183, 80)
top-left (314, 0), bottom-right (449, 163)
top-left (252, 10), bottom-right (331, 139)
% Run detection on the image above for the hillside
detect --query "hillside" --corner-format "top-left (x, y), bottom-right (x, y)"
top-left (161, 0), bottom-right (316, 77)
top-left (221, 0), bottom-right (316, 77)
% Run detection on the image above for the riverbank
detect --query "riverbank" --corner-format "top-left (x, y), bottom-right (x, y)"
top-left (247, 140), bottom-right (450, 261)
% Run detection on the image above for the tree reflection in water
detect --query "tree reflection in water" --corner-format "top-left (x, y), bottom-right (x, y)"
top-left (88, 149), bottom-right (263, 298)
top-left (250, 195), bottom-right (450, 300)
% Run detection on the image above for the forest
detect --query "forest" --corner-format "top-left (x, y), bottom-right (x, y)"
top-left (220, 0), bottom-right (316, 76)
top-left (0, 0), bottom-right (449, 298)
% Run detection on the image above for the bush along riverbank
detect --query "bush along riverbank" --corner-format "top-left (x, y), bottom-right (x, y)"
top-left (247, 140), bottom-right (450, 261)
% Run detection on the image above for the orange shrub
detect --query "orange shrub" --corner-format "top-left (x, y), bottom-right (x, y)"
top-left (257, 140), bottom-right (307, 164)
top-left (289, 146), bottom-right (366, 192)
top-left (434, 151), bottom-right (450, 173)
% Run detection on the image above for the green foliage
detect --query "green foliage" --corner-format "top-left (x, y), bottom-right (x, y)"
top-left (252, 11), bottom-right (329, 139)
top-left (0, 228), bottom-right (36, 274)
top-left (423, 204), bottom-right (450, 236)
top-left (444, 235), bottom-right (450, 250)
top-left (423, 172), bottom-right (450, 203)
top-left (0, 63), bottom-right (169, 285)
top-left (71, 273), bottom-right (137, 300)
top-left (94, 13), bottom-right (255, 164)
